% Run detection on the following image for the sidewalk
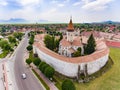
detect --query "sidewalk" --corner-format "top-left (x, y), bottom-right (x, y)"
top-left (3, 61), bottom-right (18, 90)
top-left (31, 64), bottom-right (58, 90)
top-left (0, 63), bottom-right (5, 90)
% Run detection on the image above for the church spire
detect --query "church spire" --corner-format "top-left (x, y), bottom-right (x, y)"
top-left (67, 16), bottom-right (74, 31)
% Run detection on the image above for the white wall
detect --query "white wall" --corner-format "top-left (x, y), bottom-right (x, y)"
top-left (34, 46), bottom-right (109, 77)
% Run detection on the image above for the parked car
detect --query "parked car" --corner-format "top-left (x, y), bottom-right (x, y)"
top-left (21, 73), bottom-right (27, 79)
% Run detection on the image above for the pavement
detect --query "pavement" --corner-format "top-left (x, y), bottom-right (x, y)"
top-left (14, 32), bottom-right (45, 90)
top-left (5, 59), bottom-right (18, 90)
top-left (0, 63), bottom-right (5, 90)
top-left (0, 55), bottom-right (19, 90)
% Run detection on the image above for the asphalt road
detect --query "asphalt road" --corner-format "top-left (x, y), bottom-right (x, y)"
top-left (14, 32), bottom-right (44, 90)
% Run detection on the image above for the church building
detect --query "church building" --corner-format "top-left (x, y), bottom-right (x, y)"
top-left (58, 18), bottom-right (83, 57)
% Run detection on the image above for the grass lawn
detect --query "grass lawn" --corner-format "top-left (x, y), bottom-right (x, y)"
top-left (0, 50), bottom-right (9, 58)
top-left (54, 47), bottom-right (120, 90)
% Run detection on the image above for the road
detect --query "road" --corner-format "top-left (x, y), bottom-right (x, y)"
top-left (14, 32), bottom-right (44, 90)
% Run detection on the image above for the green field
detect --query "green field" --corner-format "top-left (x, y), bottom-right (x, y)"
top-left (75, 47), bottom-right (120, 90)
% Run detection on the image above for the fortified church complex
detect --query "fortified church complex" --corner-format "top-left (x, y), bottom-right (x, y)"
top-left (58, 17), bottom-right (83, 57)
top-left (33, 18), bottom-right (109, 78)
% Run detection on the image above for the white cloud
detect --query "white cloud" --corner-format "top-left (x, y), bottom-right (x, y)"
top-left (73, 2), bottom-right (81, 6)
top-left (82, 0), bottom-right (90, 4)
top-left (17, 0), bottom-right (43, 7)
top-left (51, 0), bottom-right (58, 4)
top-left (0, 0), bottom-right (8, 6)
top-left (82, 0), bottom-right (113, 11)
top-left (63, 0), bottom-right (70, 3)
top-left (49, 8), bottom-right (57, 13)
top-left (58, 4), bottom-right (64, 7)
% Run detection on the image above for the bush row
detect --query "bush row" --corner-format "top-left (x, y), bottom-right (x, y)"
top-left (38, 61), bottom-right (55, 79)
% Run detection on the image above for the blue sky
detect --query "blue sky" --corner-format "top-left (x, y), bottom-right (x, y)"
top-left (0, 0), bottom-right (120, 23)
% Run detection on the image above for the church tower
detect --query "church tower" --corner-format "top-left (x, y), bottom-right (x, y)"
top-left (67, 17), bottom-right (74, 43)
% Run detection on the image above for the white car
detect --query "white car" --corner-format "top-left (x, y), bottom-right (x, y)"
top-left (21, 73), bottom-right (27, 79)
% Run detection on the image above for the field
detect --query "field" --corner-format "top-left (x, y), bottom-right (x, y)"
top-left (75, 47), bottom-right (120, 90)
top-left (54, 47), bottom-right (120, 90)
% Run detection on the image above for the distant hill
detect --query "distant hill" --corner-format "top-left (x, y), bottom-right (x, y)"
top-left (0, 18), bottom-right (28, 24)
top-left (92, 20), bottom-right (120, 24)
top-left (102, 21), bottom-right (120, 24)
top-left (38, 19), bottom-right (49, 23)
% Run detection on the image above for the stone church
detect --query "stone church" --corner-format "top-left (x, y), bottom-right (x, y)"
top-left (58, 18), bottom-right (83, 57)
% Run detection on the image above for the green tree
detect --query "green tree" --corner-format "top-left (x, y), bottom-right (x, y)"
top-left (3, 44), bottom-right (11, 51)
top-left (38, 61), bottom-right (46, 70)
top-left (41, 63), bottom-right (49, 73)
top-left (33, 58), bottom-right (41, 66)
top-left (0, 40), bottom-right (9, 49)
top-left (8, 36), bottom-right (16, 43)
top-left (62, 79), bottom-right (76, 90)
top-left (13, 32), bottom-right (24, 40)
top-left (26, 58), bottom-right (32, 65)
top-left (44, 34), bottom-right (60, 51)
top-left (77, 47), bottom-right (81, 52)
top-left (85, 34), bottom-right (96, 54)
top-left (26, 45), bottom-right (33, 51)
top-left (59, 33), bottom-right (63, 41)
top-left (44, 66), bottom-right (55, 79)
top-left (73, 51), bottom-right (81, 57)
top-left (29, 35), bottom-right (34, 45)
top-left (44, 35), bottom-right (53, 50)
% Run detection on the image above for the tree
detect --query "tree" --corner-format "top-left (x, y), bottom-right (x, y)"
top-left (73, 51), bottom-right (81, 57)
top-left (26, 45), bottom-right (33, 51)
top-left (85, 34), bottom-right (96, 54)
top-left (59, 33), bottom-right (63, 41)
top-left (44, 35), bottom-right (54, 50)
top-left (29, 35), bottom-right (34, 45)
top-left (26, 58), bottom-right (32, 65)
top-left (0, 40), bottom-right (9, 49)
top-left (13, 32), bottom-right (24, 40)
top-left (41, 63), bottom-right (49, 73)
top-left (3, 44), bottom-right (11, 51)
top-left (8, 36), bottom-right (17, 43)
top-left (38, 61), bottom-right (46, 70)
top-left (44, 34), bottom-right (60, 51)
top-left (62, 79), bottom-right (76, 90)
top-left (77, 47), bottom-right (81, 52)
top-left (44, 66), bottom-right (55, 79)
top-left (33, 58), bottom-right (41, 66)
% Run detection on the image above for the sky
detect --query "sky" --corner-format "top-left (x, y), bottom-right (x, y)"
top-left (0, 0), bottom-right (120, 23)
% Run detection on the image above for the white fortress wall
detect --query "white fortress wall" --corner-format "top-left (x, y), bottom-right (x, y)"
top-left (86, 54), bottom-right (109, 75)
top-left (35, 47), bottom-right (78, 77)
top-left (34, 46), bottom-right (109, 77)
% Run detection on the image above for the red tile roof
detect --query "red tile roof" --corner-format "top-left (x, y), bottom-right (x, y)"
top-left (67, 18), bottom-right (74, 31)
top-left (60, 36), bottom-right (82, 47)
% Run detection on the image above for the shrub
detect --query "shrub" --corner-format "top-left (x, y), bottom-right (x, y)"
top-left (41, 63), bottom-right (49, 73)
top-left (33, 58), bottom-right (41, 66)
top-left (44, 66), bottom-right (55, 79)
top-left (62, 79), bottom-right (76, 90)
top-left (27, 45), bottom-right (33, 51)
top-left (38, 62), bottom-right (46, 70)
top-left (26, 58), bottom-right (32, 65)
